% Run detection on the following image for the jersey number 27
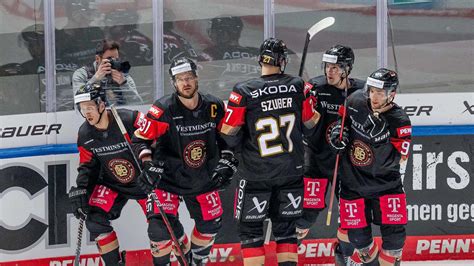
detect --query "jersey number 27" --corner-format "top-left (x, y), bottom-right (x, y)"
top-left (256, 114), bottom-right (295, 157)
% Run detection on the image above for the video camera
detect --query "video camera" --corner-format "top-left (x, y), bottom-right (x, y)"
top-left (107, 57), bottom-right (131, 73)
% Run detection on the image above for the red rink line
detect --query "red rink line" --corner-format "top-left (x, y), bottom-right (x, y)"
top-left (3, 234), bottom-right (474, 265)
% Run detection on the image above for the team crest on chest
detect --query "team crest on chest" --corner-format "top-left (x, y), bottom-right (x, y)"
top-left (184, 140), bottom-right (207, 168)
top-left (108, 159), bottom-right (135, 183)
top-left (350, 140), bottom-right (374, 167)
top-left (325, 121), bottom-right (338, 144)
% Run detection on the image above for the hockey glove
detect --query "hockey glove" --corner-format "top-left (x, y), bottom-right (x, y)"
top-left (363, 112), bottom-right (386, 139)
top-left (69, 186), bottom-right (89, 219)
top-left (211, 150), bottom-right (239, 188)
top-left (307, 87), bottom-right (323, 113)
top-left (138, 161), bottom-right (164, 194)
top-left (329, 121), bottom-right (349, 153)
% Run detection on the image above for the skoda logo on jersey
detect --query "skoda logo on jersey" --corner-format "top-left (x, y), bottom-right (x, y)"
top-left (250, 84), bottom-right (297, 98)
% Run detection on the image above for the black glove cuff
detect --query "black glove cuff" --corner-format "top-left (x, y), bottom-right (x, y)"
top-left (221, 149), bottom-right (234, 157)
top-left (69, 187), bottom-right (87, 198)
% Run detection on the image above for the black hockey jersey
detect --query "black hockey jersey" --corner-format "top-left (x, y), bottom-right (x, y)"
top-left (163, 30), bottom-right (208, 64)
top-left (339, 90), bottom-right (412, 196)
top-left (76, 109), bottom-right (147, 199)
top-left (221, 73), bottom-right (318, 181)
top-left (305, 76), bottom-right (365, 178)
top-left (133, 93), bottom-right (227, 196)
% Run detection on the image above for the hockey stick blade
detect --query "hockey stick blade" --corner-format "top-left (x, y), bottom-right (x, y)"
top-left (307, 17), bottom-right (335, 41)
top-left (298, 17), bottom-right (335, 77)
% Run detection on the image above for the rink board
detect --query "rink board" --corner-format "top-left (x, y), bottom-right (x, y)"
top-left (2, 234), bottom-right (474, 265)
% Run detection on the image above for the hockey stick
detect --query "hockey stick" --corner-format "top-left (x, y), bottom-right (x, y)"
top-left (263, 219), bottom-right (272, 245)
top-left (110, 106), bottom-right (189, 266)
top-left (326, 71), bottom-right (350, 226)
top-left (74, 210), bottom-right (86, 266)
top-left (298, 17), bottom-right (335, 77)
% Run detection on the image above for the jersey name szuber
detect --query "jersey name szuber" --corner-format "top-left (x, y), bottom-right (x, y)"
top-left (176, 122), bottom-right (216, 133)
top-left (250, 84), bottom-right (297, 98)
top-left (261, 97), bottom-right (293, 112)
top-left (92, 142), bottom-right (127, 153)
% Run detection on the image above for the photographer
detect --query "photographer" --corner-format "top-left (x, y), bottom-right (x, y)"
top-left (72, 39), bottom-right (142, 106)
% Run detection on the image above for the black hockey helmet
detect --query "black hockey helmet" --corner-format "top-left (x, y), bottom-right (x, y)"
top-left (21, 24), bottom-right (44, 44)
top-left (169, 57), bottom-right (198, 81)
top-left (322, 44), bottom-right (354, 75)
top-left (208, 16), bottom-right (243, 39)
top-left (258, 37), bottom-right (288, 67)
top-left (64, 0), bottom-right (94, 19)
top-left (366, 68), bottom-right (399, 93)
top-left (74, 83), bottom-right (106, 107)
top-left (104, 9), bottom-right (139, 28)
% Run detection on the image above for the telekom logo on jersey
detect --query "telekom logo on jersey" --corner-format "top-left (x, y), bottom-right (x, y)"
top-left (97, 185), bottom-right (110, 197)
top-left (162, 191), bottom-right (173, 202)
top-left (206, 192), bottom-right (219, 208)
top-left (344, 197), bottom-right (401, 218)
top-left (388, 197), bottom-right (401, 213)
top-left (306, 180), bottom-right (322, 196)
top-left (345, 203), bottom-right (359, 218)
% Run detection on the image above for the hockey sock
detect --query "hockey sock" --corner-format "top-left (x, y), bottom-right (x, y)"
top-left (190, 227), bottom-right (216, 264)
top-left (95, 231), bottom-right (120, 265)
top-left (241, 246), bottom-right (265, 266)
top-left (378, 249), bottom-right (402, 266)
top-left (336, 228), bottom-right (361, 265)
top-left (150, 239), bottom-right (172, 265)
top-left (353, 241), bottom-right (379, 265)
top-left (173, 234), bottom-right (191, 262)
top-left (276, 242), bottom-right (298, 265)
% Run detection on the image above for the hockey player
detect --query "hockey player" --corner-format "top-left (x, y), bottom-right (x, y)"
top-left (132, 57), bottom-right (238, 265)
top-left (203, 16), bottom-right (260, 61)
top-left (329, 68), bottom-right (411, 266)
top-left (68, 83), bottom-right (156, 265)
top-left (296, 45), bottom-right (365, 265)
top-left (104, 9), bottom-right (153, 67)
top-left (201, 16), bottom-right (261, 98)
top-left (163, 8), bottom-right (209, 64)
top-left (220, 38), bottom-right (319, 266)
